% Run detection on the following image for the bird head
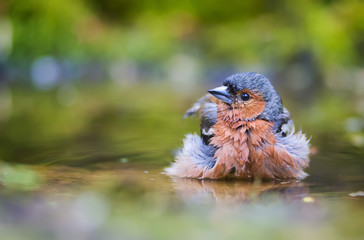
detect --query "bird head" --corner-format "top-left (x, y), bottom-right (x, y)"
top-left (208, 72), bottom-right (283, 121)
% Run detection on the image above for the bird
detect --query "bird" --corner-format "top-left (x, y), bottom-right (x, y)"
top-left (165, 72), bottom-right (310, 180)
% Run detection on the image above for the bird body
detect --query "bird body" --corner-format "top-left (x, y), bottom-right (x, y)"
top-left (166, 72), bottom-right (310, 180)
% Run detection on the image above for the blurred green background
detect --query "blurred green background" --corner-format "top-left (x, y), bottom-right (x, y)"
top-left (2, 0), bottom-right (364, 86)
top-left (0, 1), bottom-right (364, 240)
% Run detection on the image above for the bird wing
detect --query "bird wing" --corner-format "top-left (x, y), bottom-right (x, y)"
top-left (274, 107), bottom-right (295, 137)
top-left (184, 94), bottom-right (218, 145)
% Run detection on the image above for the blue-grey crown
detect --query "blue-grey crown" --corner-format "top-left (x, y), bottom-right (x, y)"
top-left (223, 72), bottom-right (283, 121)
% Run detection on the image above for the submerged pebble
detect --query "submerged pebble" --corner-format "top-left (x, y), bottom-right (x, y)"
top-left (302, 196), bottom-right (315, 203)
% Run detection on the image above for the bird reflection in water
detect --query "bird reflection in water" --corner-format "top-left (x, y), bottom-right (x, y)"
top-left (171, 177), bottom-right (310, 204)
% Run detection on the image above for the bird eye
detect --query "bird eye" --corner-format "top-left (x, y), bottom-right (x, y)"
top-left (241, 93), bottom-right (250, 101)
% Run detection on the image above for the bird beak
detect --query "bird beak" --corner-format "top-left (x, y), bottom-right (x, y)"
top-left (208, 86), bottom-right (233, 105)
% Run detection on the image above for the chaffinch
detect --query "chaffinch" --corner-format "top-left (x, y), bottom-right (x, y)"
top-left (166, 72), bottom-right (310, 180)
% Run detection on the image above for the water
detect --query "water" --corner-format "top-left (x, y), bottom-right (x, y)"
top-left (0, 85), bottom-right (363, 240)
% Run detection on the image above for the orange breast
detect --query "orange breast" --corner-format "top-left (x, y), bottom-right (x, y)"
top-left (203, 104), bottom-right (302, 179)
